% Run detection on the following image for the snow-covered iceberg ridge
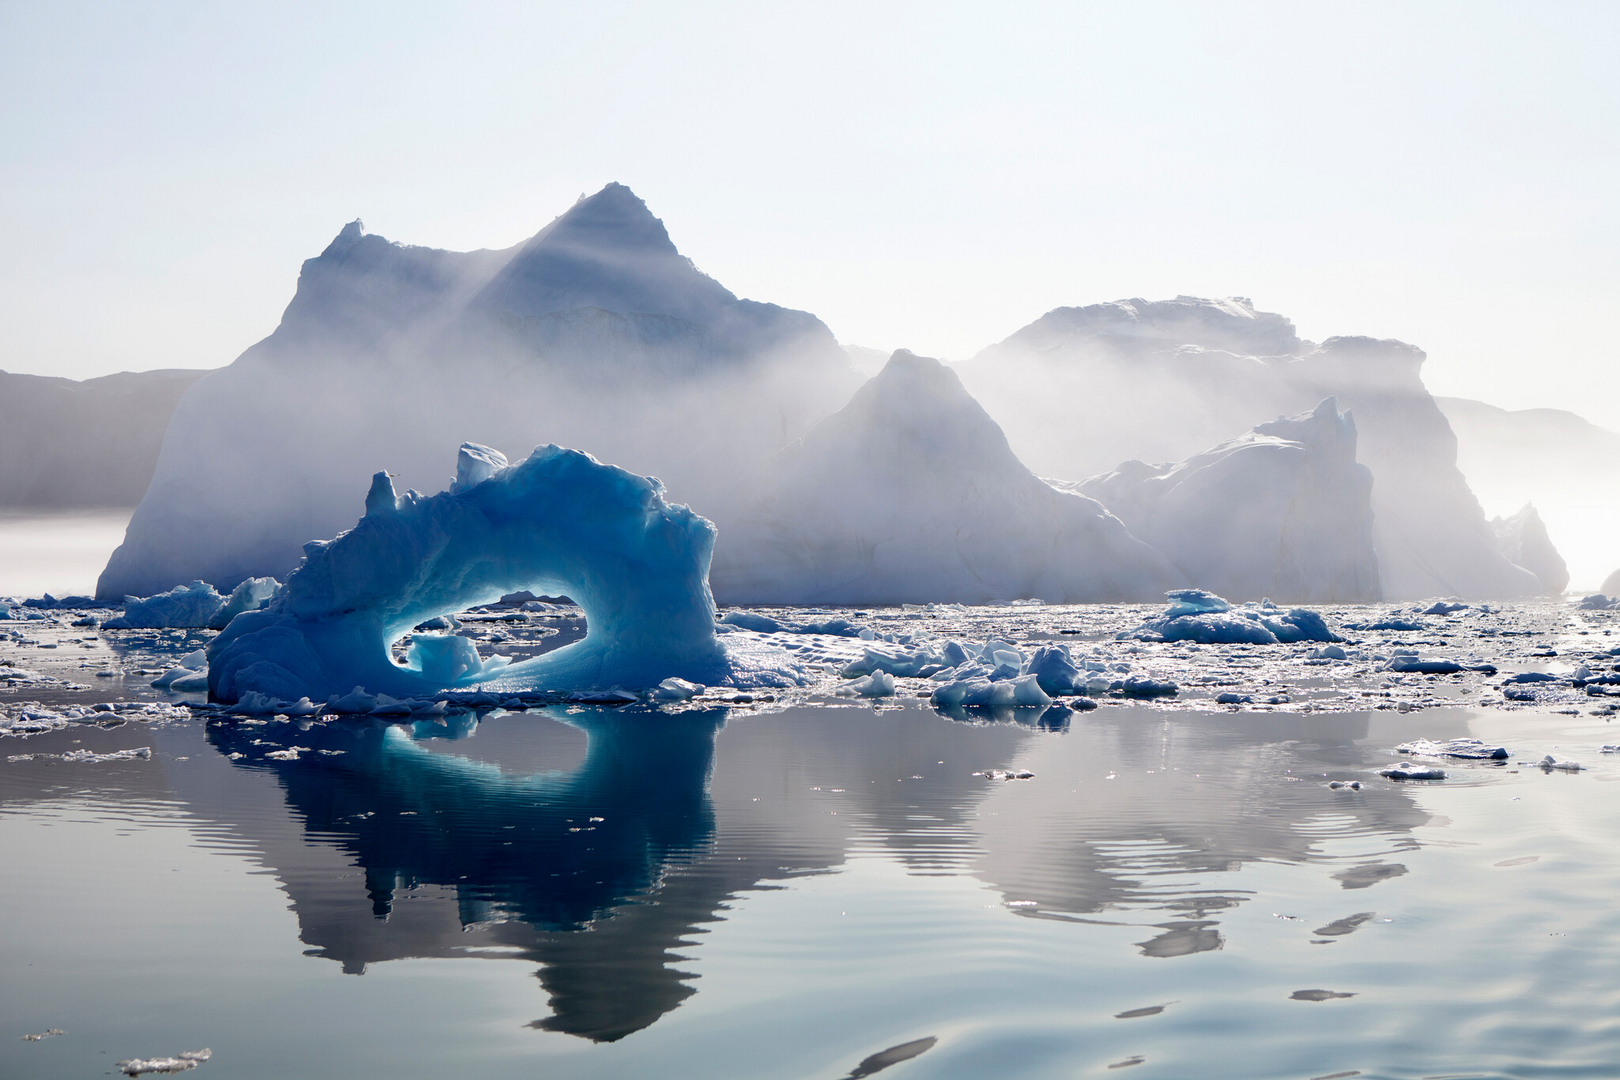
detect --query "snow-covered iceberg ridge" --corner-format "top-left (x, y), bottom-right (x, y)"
top-left (208, 443), bottom-right (734, 704)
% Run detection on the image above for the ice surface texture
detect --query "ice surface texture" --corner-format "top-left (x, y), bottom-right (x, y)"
top-left (1126, 590), bottom-right (1343, 645)
top-left (207, 443), bottom-right (728, 703)
top-left (709, 350), bottom-right (1184, 604)
top-left (1071, 399), bottom-right (1380, 602)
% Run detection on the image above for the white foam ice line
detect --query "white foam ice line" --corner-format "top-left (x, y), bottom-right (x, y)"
top-left (117, 1048), bottom-right (212, 1076)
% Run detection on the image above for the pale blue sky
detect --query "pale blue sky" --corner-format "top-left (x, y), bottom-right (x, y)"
top-left (3, 1), bottom-right (1616, 421)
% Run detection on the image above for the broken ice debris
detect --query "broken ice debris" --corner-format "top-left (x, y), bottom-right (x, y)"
top-left (1538, 755), bottom-right (1584, 771)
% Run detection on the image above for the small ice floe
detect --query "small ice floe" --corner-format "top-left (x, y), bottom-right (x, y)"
top-left (1386, 655), bottom-right (1462, 675)
top-left (1395, 738), bottom-right (1509, 760)
top-left (652, 677), bottom-right (704, 702)
top-left (1289, 989), bottom-right (1356, 1001)
top-left (1379, 762), bottom-right (1446, 780)
top-left (1216, 692), bottom-right (1252, 705)
top-left (1327, 780), bottom-right (1363, 790)
top-left (232, 691), bottom-right (320, 717)
top-left (264, 747), bottom-right (309, 761)
top-left (1601, 745), bottom-right (1620, 753)
top-left (325, 686), bottom-right (378, 713)
top-left (565, 688), bottom-right (639, 704)
top-left (974, 769), bottom-right (1034, 781)
top-left (1421, 600), bottom-right (1469, 616)
top-left (838, 671), bottom-right (897, 698)
top-left (1578, 594), bottom-right (1619, 611)
top-left (1538, 755), bottom-right (1584, 771)
top-left (1121, 675), bottom-right (1178, 698)
top-left (22, 1029), bottom-right (65, 1040)
top-left (931, 673), bottom-right (1052, 708)
top-left (1124, 590), bottom-right (1343, 646)
top-left (117, 1048), bottom-right (211, 1075)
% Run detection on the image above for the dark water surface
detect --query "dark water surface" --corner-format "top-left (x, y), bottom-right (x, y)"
top-left (4, 700), bottom-right (1618, 1079)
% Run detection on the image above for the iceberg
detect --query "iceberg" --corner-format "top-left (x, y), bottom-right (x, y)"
top-left (98, 184), bottom-right (857, 600)
top-left (1490, 504), bottom-right (1569, 596)
top-left (1067, 399), bottom-right (1380, 602)
top-left (961, 297), bottom-right (1541, 599)
top-left (207, 443), bottom-right (732, 704)
top-left (708, 350), bottom-right (1185, 604)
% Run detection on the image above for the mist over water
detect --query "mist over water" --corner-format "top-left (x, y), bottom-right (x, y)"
top-left (0, 510), bottom-right (133, 598)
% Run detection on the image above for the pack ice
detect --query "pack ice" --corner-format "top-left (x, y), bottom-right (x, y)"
top-left (207, 443), bottom-right (733, 704)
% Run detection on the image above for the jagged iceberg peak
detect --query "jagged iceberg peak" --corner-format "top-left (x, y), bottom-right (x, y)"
top-left (708, 348), bottom-right (1185, 605)
top-left (469, 182), bottom-right (742, 324)
top-left (993, 295), bottom-right (1307, 359)
top-left (1491, 503), bottom-right (1569, 597)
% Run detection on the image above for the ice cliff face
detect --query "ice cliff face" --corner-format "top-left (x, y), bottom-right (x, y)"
top-left (1490, 505), bottom-right (1569, 597)
top-left (708, 351), bottom-right (1185, 604)
top-left (99, 184), bottom-right (857, 599)
top-left (961, 296), bottom-right (1541, 600)
top-left (1068, 399), bottom-right (1379, 603)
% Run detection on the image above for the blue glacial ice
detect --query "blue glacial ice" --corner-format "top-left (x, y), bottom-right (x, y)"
top-left (1124, 589), bottom-right (1343, 645)
top-left (207, 443), bottom-right (788, 705)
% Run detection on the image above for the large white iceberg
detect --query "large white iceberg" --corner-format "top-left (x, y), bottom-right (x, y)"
top-left (1066, 398), bottom-right (1379, 602)
top-left (99, 184), bottom-right (857, 600)
top-left (708, 351), bottom-right (1185, 604)
top-left (960, 297), bottom-right (1540, 600)
top-left (207, 443), bottom-right (732, 704)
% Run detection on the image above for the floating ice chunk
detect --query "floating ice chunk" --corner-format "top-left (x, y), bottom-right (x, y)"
top-left (1216, 692), bottom-right (1252, 705)
top-left (59, 747), bottom-right (152, 764)
top-left (207, 577), bottom-right (280, 630)
top-left (264, 747), bottom-right (308, 761)
top-left (1504, 671), bottom-right (1559, 684)
top-left (653, 677), bottom-right (704, 701)
top-left (232, 691), bottom-right (319, 716)
top-left (208, 444), bottom-right (730, 703)
top-left (1025, 645), bottom-right (1085, 695)
top-left (1396, 738), bottom-right (1508, 760)
top-left (1327, 780), bottom-right (1363, 790)
top-left (104, 581), bottom-right (226, 630)
top-left (117, 1048), bottom-right (211, 1075)
top-left (1122, 675), bottom-right (1178, 697)
top-left (1421, 599), bottom-right (1470, 615)
top-left (326, 686), bottom-right (378, 714)
top-left (1380, 762), bottom-right (1446, 780)
top-left (1127, 591), bottom-right (1342, 645)
top-left (838, 671), bottom-right (897, 698)
top-left (1310, 644), bottom-right (1348, 661)
top-left (1163, 589), bottom-right (1229, 618)
top-left (1538, 755), bottom-right (1584, 771)
top-left (1578, 594), bottom-right (1618, 611)
top-left (22, 1029), bottom-right (66, 1040)
top-left (977, 768), bottom-right (1035, 781)
top-left (1386, 657), bottom-right (1462, 674)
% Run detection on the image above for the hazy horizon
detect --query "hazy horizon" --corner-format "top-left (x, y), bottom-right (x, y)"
top-left (2, 1), bottom-right (1617, 425)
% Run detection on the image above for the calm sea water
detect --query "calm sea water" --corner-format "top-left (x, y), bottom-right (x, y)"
top-left (3, 699), bottom-right (1617, 1079)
